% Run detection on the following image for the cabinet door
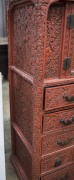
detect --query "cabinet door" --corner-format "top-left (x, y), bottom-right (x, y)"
top-left (44, 2), bottom-right (64, 79)
top-left (61, 2), bottom-right (74, 78)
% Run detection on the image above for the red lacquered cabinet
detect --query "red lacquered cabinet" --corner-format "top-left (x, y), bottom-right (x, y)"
top-left (8, 0), bottom-right (74, 180)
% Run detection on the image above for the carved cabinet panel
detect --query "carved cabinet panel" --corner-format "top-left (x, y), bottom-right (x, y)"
top-left (8, 0), bottom-right (74, 180)
top-left (44, 1), bottom-right (74, 79)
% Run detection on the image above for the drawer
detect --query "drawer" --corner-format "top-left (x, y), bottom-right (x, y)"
top-left (41, 164), bottom-right (74, 180)
top-left (42, 127), bottom-right (74, 155)
top-left (41, 147), bottom-right (73, 174)
top-left (43, 109), bottom-right (74, 133)
top-left (44, 84), bottom-right (74, 111)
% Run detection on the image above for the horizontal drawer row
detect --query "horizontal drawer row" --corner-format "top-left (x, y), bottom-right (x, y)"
top-left (42, 127), bottom-right (74, 155)
top-left (42, 84), bottom-right (74, 179)
top-left (43, 109), bottom-right (74, 133)
top-left (41, 164), bottom-right (74, 180)
top-left (44, 84), bottom-right (74, 111)
top-left (41, 147), bottom-right (74, 174)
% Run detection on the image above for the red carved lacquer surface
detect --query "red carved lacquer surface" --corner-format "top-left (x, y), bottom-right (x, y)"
top-left (44, 1), bottom-right (74, 80)
top-left (41, 147), bottom-right (73, 173)
top-left (15, 132), bottom-right (32, 180)
top-left (45, 84), bottom-right (74, 111)
top-left (43, 109), bottom-right (74, 133)
top-left (68, 2), bottom-right (74, 76)
top-left (8, 0), bottom-right (74, 180)
top-left (62, 2), bottom-right (74, 78)
top-left (44, 2), bottom-right (64, 79)
top-left (63, 3), bottom-right (71, 65)
top-left (13, 4), bottom-right (35, 75)
top-left (42, 127), bottom-right (74, 155)
top-left (13, 73), bottom-right (33, 145)
top-left (41, 165), bottom-right (74, 180)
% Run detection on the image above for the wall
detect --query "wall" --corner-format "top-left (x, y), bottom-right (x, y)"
top-left (0, 0), bottom-right (7, 37)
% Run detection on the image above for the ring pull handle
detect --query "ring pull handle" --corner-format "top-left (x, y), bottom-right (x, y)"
top-left (60, 116), bottom-right (74, 125)
top-left (54, 159), bottom-right (61, 167)
top-left (63, 94), bottom-right (74, 102)
top-left (57, 137), bottom-right (73, 146)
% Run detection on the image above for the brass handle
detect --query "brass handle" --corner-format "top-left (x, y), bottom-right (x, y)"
top-left (55, 173), bottom-right (69, 180)
top-left (63, 94), bottom-right (74, 102)
top-left (57, 137), bottom-right (72, 146)
top-left (54, 159), bottom-right (61, 167)
top-left (60, 116), bottom-right (74, 125)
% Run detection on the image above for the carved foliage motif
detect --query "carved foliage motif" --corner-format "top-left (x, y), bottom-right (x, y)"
top-left (13, 4), bottom-right (35, 75)
top-left (45, 3), bottom-right (64, 79)
top-left (42, 127), bottom-right (74, 155)
top-left (43, 109), bottom-right (74, 133)
top-left (68, 3), bottom-right (74, 75)
top-left (13, 74), bottom-right (33, 145)
top-left (62, 2), bottom-right (74, 78)
top-left (45, 84), bottom-right (74, 111)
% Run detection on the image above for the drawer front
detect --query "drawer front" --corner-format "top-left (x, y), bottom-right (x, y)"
top-left (43, 109), bottom-right (74, 133)
top-left (42, 128), bottom-right (74, 155)
top-left (41, 147), bottom-right (73, 173)
top-left (44, 84), bottom-right (74, 111)
top-left (41, 165), bottom-right (74, 180)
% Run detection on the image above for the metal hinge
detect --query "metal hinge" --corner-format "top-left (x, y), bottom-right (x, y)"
top-left (67, 14), bottom-right (74, 29)
top-left (63, 57), bottom-right (71, 70)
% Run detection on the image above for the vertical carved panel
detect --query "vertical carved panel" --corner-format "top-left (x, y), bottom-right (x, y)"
top-left (70, 29), bottom-right (74, 72)
top-left (13, 4), bottom-right (35, 75)
top-left (63, 3), bottom-right (71, 63)
top-left (15, 133), bottom-right (32, 180)
top-left (44, 2), bottom-right (64, 79)
top-left (62, 2), bottom-right (74, 78)
top-left (13, 74), bottom-right (33, 145)
top-left (62, 2), bottom-right (72, 78)
top-left (68, 2), bottom-right (74, 76)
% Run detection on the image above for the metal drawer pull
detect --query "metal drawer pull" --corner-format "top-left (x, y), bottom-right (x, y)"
top-left (63, 94), bottom-right (74, 102)
top-left (60, 116), bottom-right (74, 125)
top-left (57, 137), bottom-right (72, 146)
top-left (54, 159), bottom-right (61, 167)
top-left (55, 173), bottom-right (69, 180)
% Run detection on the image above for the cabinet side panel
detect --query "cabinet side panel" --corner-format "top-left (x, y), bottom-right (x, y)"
top-left (12, 3), bottom-right (35, 75)
top-left (8, 1), bottom-right (36, 179)
top-left (13, 74), bottom-right (33, 145)
top-left (9, 72), bottom-right (33, 179)
top-left (15, 132), bottom-right (32, 180)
